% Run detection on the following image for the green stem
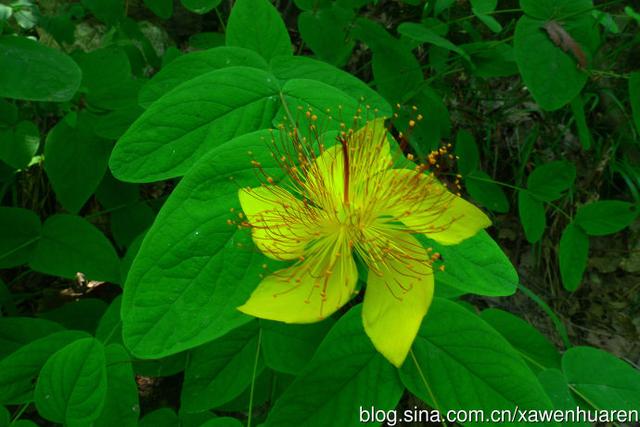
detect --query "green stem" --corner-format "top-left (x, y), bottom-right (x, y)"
top-left (0, 237), bottom-right (41, 263)
top-left (410, 350), bottom-right (447, 427)
top-left (9, 403), bottom-right (29, 426)
top-left (247, 328), bottom-right (262, 427)
top-left (517, 283), bottom-right (572, 349)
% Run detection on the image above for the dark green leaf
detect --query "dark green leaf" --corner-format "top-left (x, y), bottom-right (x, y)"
top-left (465, 170), bottom-right (510, 212)
top-left (455, 130), bottom-right (479, 176)
top-left (139, 408), bottom-right (179, 427)
top-left (570, 94), bottom-right (592, 149)
top-left (226, 0), bottom-right (292, 61)
top-left (181, 0), bottom-right (221, 14)
top-left (39, 299), bottom-right (108, 334)
top-left (29, 214), bottom-right (121, 283)
top-left (0, 36), bottom-right (81, 102)
top-left (144, 0), bottom-right (173, 19)
top-left (537, 369), bottom-right (589, 426)
top-left (519, 0), bottom-right (592, 20)
top-left (265, 305), bottom-right (404, 427)
top-left (0, 207), bottom-right (41, 269)
top-left (518, 190), bottom-right (546, 243)
top-left (398, 22), bottom-right (470, 61)
top-left (298, 6), bottom-right (355, 67)
top-left (526, 160), bottom-right (576, 202)
top-left (575, 200), bottom-right (638, 236)
top-left (81, 0), bottom-right (124, 24)
top-left (0, 120), bottom-right (39, 169)
top-left (559, 222), bottom-right (589, 292)
top-left (0, 317), bottom-right (63, 359)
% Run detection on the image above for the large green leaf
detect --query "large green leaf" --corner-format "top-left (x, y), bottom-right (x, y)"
top-left (0, 317), bottom-right (63, 359)
top-left (35, 338), bottom-right (107, 425)
top-left (428, 230), bottom-right (518, 296)
top-left (537, 369), bottom-right (589, 427)
top-left (0, 36), bottom-right (81, 102)
top-left (138, 47), bottom-right (268, 108)
top-left (401, 299), bottom-right (553, 417)
top-left (480, 308), bottom-right (561, 371)
top-left (562, 346), bottom-right (640, 410)
top-left (0, 207), bottom-right (41, 269)
top-left (264, 306), bottom-right (404, 427)
top-left (94, 344), bottom-right (140, 427)
top-left (121, 131), bottom-right (279, 358)
top-left (0, 330), bottom-right (88, 404)
top-left (514, 16), bottom-right (589, 111)
top-left (181, 321), bottom-right (263, 412)
top-left (574, 200), bottom-right (638, 236)
top-left (110, 67), bottom-right (281, 182)
top-left (29, 214), bottom-right (121, 283)
top-left (558, 222), bottom-right (589, 292)
top-left (226, 0), bottom-right (292, 61)
top-left (44, 113), bottom-right (112, 213)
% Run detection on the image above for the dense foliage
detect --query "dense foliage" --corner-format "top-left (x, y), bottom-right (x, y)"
top-left (0, 0), bottom-right (639, 426)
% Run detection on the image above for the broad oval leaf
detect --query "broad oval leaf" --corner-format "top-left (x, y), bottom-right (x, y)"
top-left (139, 47), bottom-right (268, 108)
top-left (562, 346), bottom-right (640, 410)
top-left (401, 298), bottom-right (554, 415)
top-left (29, 214), bottom-right (121, 283)
top-left (465, 170), bottom-right (510, 213)
top-left (558, 222), bottom-right (589, 292)
top-left (526, 161), bottom-right (576, 202)
top-left (0, 36), bottom-right (81, 102)
top-left (35, 337), bottom-right (107, 425)
top-left (110, 67), bottom-right (281, 182)
top-left (0, 317), bottom-right (63, 359)
top-left (264, 305), bottom-right (404, 427)
top-left (0, 207), bottom-right (41, 269)
top-left (428, 230), bottom-right (518, 296)
top-left (121, 131), bottom-right (280, 358)
top-left (574, 200), bottom-right (638, 236)
top-left (226, 0), bottom-right (292, 61)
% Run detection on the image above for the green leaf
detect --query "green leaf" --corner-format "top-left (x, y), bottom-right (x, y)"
top-left (270, 56), bottom-right (390, 115)
top-left (574, 200), bottom-right (638, 236)
top-left (630, 72), bottom-right (640, 134)
top-left (134, 352), bottom-right (187, 377)
top-left (401, 298), bottom-right (553, 414)
top-left (29, 214), bottom-right (121, 283)
top-left (139, 408), bottom-right (179, 427)
top-left (398, 22), bottom-right (471, 61)
top-left (518, 190), bottom-right (546, 243)
top-left (96, 296), bottom-right (124, 345)
top-left (181, 321), bottom-right (263, 412)
top-left (0, 36), bottom-right (81, 102)
top-left (0, 330), bottom-right (88, 404)
top-left (94, 344), bottom-right (140, 427)
top-left (0, 207), bottom-right (41, 269)
top-left (0, 120), bottom-right (39, 169)
top-left (111, 67), bottom-right (280, 182)
top-left (226, 0), bottom-right (292, 61)
top-left (514, 16), bottom-right (588, 111)
top-left (537, 369), bottom-right (589, 426)
top-left (519, 0), bottom-right (592, 20)
top-left (526, 160), bottom-right (576, 202)
top-left (39, 299), bottom-right (108, 334)
top-left (201, 418), bottom-right (243, 427)
top-left (261, 318), bottom-right (335, 375)
top-left (138, 47), bottom-right (268, 108)
top-left (121, 131), bottom-right (279, 358)
top-left (35, 338), bottom-right (107, 424)
top-left (298, 6), bottom-right (355, 67)
top-left (562, 346), bottom-right (640, 410)
top-left (144, 0), bottom-right (173, 19)
top-left (181, 0), bottom-right (221, 14)
top-left (480, 308), bottom-right (561, 371)
top-left (559, 222), bottom-right (589, 292)
top-left (44, 113), bottom-right (112, 213)
top-left (465, 170), bottom-right (510, 212)
top-left (111, 202), bottom-right (155, 249)
top-left (428, 230), bottom-right (518, 296)
top-left (570, 94), bottom-right (592, 149)
top-left (404, 86), bottom-right (451, 155)
top-left (265, 305), bottom-right (404, 427)
top-left (0, 317), bottom-right (63, 359)
top-left (81, 0), bottom-right (124, 25)
top-left (455, 129), bottom-right (479, 176)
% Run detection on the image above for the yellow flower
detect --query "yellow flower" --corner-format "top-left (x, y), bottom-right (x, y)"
top-left (237, 116), bottom-right (490, 367)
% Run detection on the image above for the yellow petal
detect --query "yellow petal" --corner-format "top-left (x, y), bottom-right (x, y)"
top-left (362, 231), bottom-right (434, 367)
top-left (379, 169), bottom-right (491, 245)
top-left (238, 237), bottom-right (358, 323)
top-left (238, 185), bottom-right (316, 260)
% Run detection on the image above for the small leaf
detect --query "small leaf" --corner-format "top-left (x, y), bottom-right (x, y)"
top-left (480, 308), bottom-right (561, 371)
top-left (575, 200), bottom-right (638, 236)
top-left (81, 0), bottom-right (124, 25)
top-left (181, 0), bottom-right (221, 14)
top-left (29, 214), bottom-right (121, 283)
top-left (181, 321), bottom-right (263, 412)
top-left (0, 36), bottom-right (81, 102)
top-left (465, 170), bottom-right (510, 213)
top-left (563, 346), bottom-right (640, 410)
top-left (139, 408), bottom-right (179, 427)
top-left (226, 0), bottom-right (292, 61)
top-left (519, 0), bottom-right (593, 21)
top-left (401, 299), bottom-right (553, 413)
top-left (428, 230), bottom-right (519, 297)
top-left (144, 0), bottom-right (173, 19)
top-left (526, 160), bottom-right (576, 202)
top-left (265, 305), bottom-right (404, 426)
top-left (559, 222), bottom-right (589, 292)
top-left (455, 130), bottom-right (479, 176)
top-left (398, 22), bottom-right (471, 61)
top-left (0, 120), bottom-right (39, 169)
top-left (0, 207), bottom-right (41, 269)
top-left (518, 190), bottom-right (546, 243)
top-left (0, 330), bottom-right (89, 404)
